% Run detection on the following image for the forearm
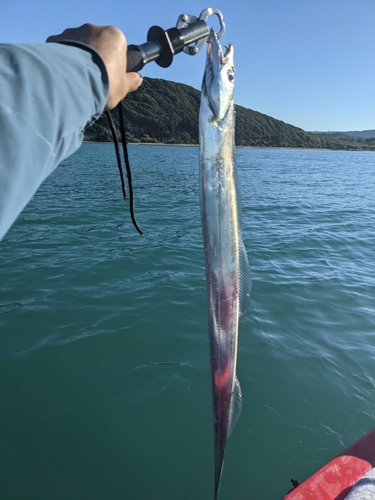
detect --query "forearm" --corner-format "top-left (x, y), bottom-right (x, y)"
top-left (0, 42), bottom-right (108, 240)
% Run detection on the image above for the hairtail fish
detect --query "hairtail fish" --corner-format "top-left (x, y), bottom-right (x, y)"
top-left (199, 30), bottom-right (251, 499)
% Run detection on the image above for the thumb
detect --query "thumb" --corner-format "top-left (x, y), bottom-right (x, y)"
top-left (125, 72), bottom-right (143, 95)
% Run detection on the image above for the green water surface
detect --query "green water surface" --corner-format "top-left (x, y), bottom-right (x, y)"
top-left (1, 144), bottom-right (375, 499)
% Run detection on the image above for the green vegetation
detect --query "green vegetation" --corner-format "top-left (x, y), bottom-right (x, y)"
top-left (315, 130), bottom-right (375, 139)
top-left (85, 77), bottom-right (375, 151)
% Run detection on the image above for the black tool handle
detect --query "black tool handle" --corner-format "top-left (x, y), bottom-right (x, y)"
top-left (125, 17), bottom-right (212, 72)
top-left (126, 45), bottom-right (145, 72)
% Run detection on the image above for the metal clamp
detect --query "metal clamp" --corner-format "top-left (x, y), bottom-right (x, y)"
top-left (176, 7), bottom-right (225, 55)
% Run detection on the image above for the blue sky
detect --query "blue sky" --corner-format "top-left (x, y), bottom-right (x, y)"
top-left (1, 0), bottom-right (374, 132)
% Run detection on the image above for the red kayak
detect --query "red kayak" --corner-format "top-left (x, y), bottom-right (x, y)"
top-left (282, 427), bottom-right (375, 500)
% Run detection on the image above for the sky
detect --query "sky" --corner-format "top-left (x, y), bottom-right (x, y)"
top-left (1, 0), bottom-right (374, 132)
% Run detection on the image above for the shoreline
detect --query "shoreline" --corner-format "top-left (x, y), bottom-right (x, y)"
top-left (82, 141), bottom-right (375, 152)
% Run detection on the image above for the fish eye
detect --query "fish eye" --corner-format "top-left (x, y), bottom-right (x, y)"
top-left (227, 70), bottom-right (235, 83)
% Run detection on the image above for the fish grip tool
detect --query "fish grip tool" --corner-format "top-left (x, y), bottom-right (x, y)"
top-left (109, 8), bottom-right (225, 233)
top-left (126, 7), bottom-right (225, 72)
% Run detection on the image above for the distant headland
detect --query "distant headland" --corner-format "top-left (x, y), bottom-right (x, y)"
top-left (85, 77), bottom-right (375, 151)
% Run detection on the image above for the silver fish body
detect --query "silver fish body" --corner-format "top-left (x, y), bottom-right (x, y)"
top-left (199, 32), bottom-right (251, 499)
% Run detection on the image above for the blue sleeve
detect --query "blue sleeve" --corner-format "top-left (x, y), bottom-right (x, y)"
top-left (0, 42), bottom-right (109, 240)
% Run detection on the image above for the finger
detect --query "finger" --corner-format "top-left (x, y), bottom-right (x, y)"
top-left (125, 73), bottom-right (143, 94)
top-left (46, 25), bottom-right (96, 43)
top-left (46, 28), bottom-right (76, 43)
top-left (46, 34), bottom-right (60, 43)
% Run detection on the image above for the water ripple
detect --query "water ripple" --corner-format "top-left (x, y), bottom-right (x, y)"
top-left (1, 145), bottom-right (375, 499)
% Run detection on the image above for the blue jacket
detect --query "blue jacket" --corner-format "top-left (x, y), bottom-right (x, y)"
top-left (0, 42), bottom-right (108, 240)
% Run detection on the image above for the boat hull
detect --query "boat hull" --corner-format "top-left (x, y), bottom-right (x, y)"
top-left (283, 427), bottom-right (375, 500)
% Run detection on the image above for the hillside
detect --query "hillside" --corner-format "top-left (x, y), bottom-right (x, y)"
top-left (314, 130), bottom-right (375, 139)
top-left (311, 130), bottom-right (375, 150)
top-left (85, 78), bottom-right (375, 151)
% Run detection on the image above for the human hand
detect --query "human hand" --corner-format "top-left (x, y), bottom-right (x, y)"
top-left (46, 23), bottom-right (142, 110)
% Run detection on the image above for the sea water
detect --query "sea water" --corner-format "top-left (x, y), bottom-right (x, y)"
top-left (1, 144), bottom-right (375, 499)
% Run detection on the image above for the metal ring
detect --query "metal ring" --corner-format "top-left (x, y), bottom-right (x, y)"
top-left (199, 8), bottom-right (225, 39)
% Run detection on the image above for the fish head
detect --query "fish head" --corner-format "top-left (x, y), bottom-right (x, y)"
top-left (202, 30), bottom-right (235, 122)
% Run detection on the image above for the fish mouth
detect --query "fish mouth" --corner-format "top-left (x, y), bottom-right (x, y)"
top-left (203, 30), bottom-right (235, 121)
top-left (207, 30), bottom-right (233, 68)
top-left (221, 44), bottom-right (233, 65)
